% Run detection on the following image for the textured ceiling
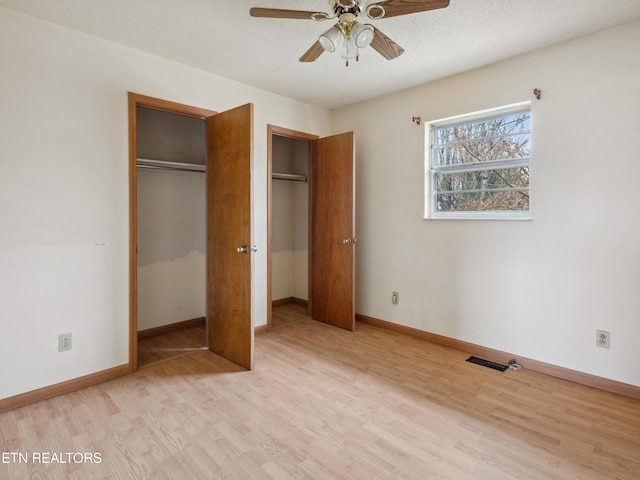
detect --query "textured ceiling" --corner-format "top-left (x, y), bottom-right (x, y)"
top-left (1, 0), bottom-right (639, 109)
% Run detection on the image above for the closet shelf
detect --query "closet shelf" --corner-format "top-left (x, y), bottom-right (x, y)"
top-left (272, 173), bottom-right (307, 183)
top-left (137, 158), bottom-right (205, 173)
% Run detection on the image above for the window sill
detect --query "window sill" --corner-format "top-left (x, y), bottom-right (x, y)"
top-left (423, 212), bottom-right (532, 221)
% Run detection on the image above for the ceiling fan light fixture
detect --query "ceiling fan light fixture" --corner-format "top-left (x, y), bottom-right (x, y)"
top-left (252, 0), bottom-right (450, 64)
top-left (351, 23), bottom-right (374, 48)
top-left (319, 25), bottom-right (343, 52)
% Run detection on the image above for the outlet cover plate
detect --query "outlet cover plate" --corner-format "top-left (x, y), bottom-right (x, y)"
top-left (596, 330), bottom-right (610, 349)
top-left (392, 291), bottom-right (399, 305)
top-left (58, 333), bottom-right (72, 352)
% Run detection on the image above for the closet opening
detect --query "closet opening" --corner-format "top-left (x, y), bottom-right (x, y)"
top-left (135, 106), bottom-right (207, 367)
top-left (267, 125), bottom-right (357, 333)
top-left (129, 93), bottom-right (216, 371)
top-left (267, 126), bottom-right (318, 331)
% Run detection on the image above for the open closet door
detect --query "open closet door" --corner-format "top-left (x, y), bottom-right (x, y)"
top-left (311, 132), bottom-right (356, 331)
top-left (206, 103), bottom-right (254, 369)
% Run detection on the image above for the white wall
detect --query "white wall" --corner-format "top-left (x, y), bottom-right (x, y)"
top-left (0, 8), bottom-right (331, 400)
top-left (333, 21), bottom-right (640, 387)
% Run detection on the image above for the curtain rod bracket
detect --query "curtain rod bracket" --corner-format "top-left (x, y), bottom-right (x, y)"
top-left (533, 88), bottom-right (541, 100)
top-left (412, 116), bottom-right (421, 125)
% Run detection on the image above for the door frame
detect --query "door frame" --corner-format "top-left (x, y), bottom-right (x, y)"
top-left (266, 125), bottom-right (318, 331)
top-left (128, 92), bottom-right (217, 372)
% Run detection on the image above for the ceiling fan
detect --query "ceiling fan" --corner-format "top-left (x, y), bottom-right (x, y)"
top-left (250, 0), bottom-right (450, 66)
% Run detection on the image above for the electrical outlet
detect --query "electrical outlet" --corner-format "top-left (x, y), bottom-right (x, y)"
top-left (392, 291), bottom-right (399, 305)
top-left (596, 330), bottom-right (610, 349)
top-left (58, 333), bottom-right (72, 352)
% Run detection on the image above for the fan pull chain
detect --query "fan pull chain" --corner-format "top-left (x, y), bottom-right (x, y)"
top-left (345, 55), bottom-right (360, 67)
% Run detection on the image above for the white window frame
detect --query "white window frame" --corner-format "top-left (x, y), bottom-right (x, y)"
top-left (424, 101), bottom-right (532, 220)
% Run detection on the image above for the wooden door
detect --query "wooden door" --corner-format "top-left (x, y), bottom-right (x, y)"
top-left (311, 132), bottom-right (356, 331)
top-left (206, 103), bottom-right (254, 369)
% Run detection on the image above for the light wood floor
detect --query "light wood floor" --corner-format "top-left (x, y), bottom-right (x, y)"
top-left (272, 302), bottom-right (309, 329)
top-left (137, 303), bottom-right (307, 368)
top-left (138, 324), bottom-right (207, 369)
top-left (1, 304), bottom-right (639, 479)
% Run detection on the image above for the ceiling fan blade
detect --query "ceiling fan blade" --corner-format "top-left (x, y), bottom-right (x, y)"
top-left (299, 41), bottom-right (325, 62)
top-left (369, 0), bottom-right (449, 19)
top-left (250, 8), bottom-right (325, 20)
top-left (370, 28), bottom-right (405, 60)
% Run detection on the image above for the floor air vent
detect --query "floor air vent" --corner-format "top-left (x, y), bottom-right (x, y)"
top-left (466, 356), bottom-right (508, 372)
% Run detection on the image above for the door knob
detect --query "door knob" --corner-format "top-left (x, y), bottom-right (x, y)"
top-left (342, 237), bottom-right (352, 245)
top-left (237, 245), bottom-right (257, 254)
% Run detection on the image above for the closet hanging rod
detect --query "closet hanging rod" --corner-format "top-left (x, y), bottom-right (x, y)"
top-left (137, 164), bottom-right (207, 173)
top-left (272, 173), bottom-right (307, 183)
top-left (136, 158), bottom-right (206, 173)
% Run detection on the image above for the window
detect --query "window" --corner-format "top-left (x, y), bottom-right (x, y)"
top-left (426, 103), bottom-right (531, 219)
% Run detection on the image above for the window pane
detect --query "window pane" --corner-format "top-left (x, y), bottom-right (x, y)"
top-left (435, 167), bottom-right (530, 212)
top-left (435, 110), bottom-right (530, 145)
top-left (435, 167), bottom-right (530, 193)
top-left (436, 190), bottom-right (530, 212)
top-left (434, 112), bottom-right (530, 167)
